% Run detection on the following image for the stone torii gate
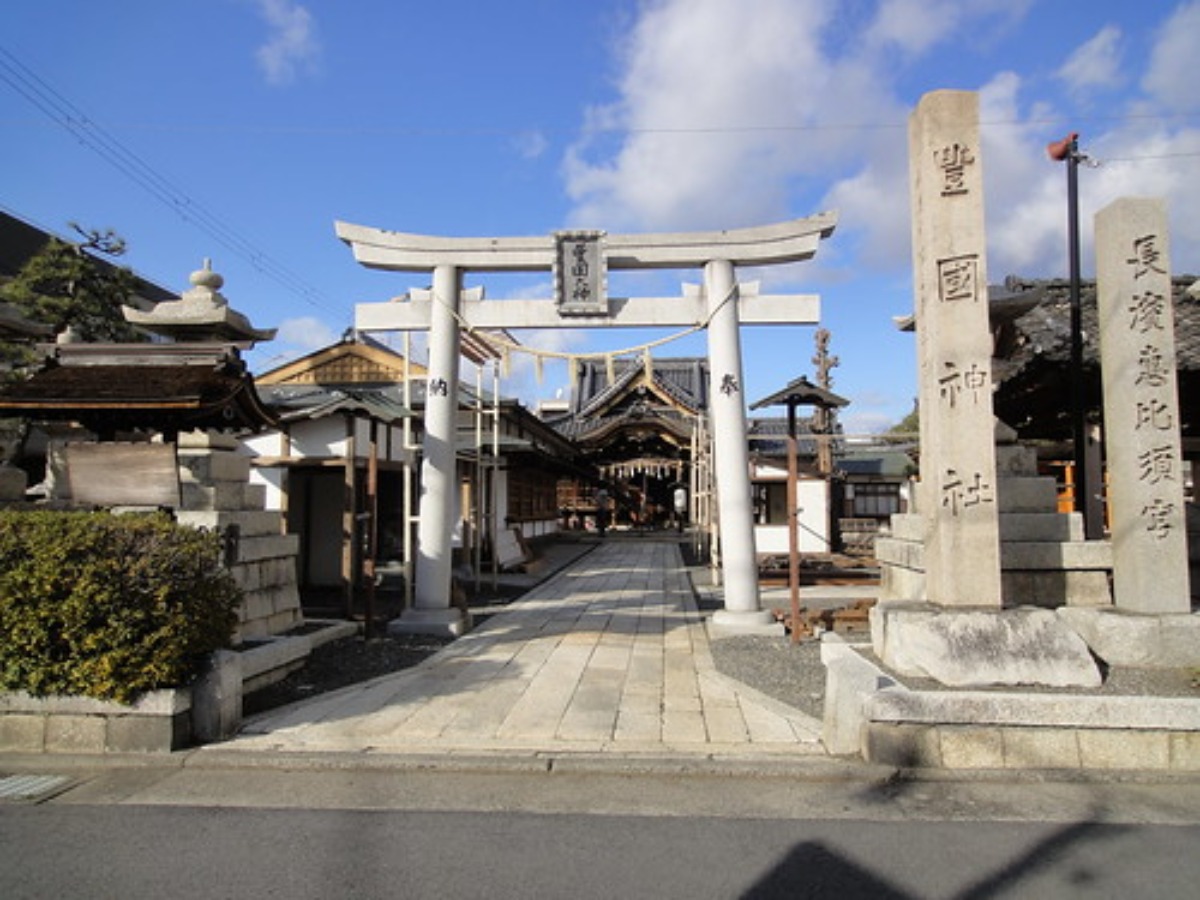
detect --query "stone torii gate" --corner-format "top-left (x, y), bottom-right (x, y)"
top-left (337, 214), bottom-right (837, 636)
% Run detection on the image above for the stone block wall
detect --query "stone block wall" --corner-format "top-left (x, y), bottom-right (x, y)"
top-left (876, 426), bottom-right (1112, 608)
top-left (174, 431), bottom-right (302, 642)
top-left (0, 689), bottom-right (193, 753)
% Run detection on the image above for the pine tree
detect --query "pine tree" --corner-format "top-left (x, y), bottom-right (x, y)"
top-left (0, 223), bottom-right (142, 373)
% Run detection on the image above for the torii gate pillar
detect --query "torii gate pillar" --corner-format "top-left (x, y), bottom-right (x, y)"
top-left (705, 260), bottom-right (772, 628)
top-left (407, 264), bottom-right (468, 636)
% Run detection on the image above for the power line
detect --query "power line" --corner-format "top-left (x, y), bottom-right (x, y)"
top-left (3, 107), bottom-right (1196, 141)
top-left (1097, 151), bottom-right (1200, 164)
top-left (0, 45), bottom-right (341, 318)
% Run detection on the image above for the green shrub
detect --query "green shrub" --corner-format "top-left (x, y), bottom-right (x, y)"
top-left (0, 510), bottom-right (240, 703)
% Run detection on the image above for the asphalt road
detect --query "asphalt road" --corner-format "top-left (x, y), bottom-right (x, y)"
top-left (4, 803), bottom-right (1198, 899)
top-left (4, 763), bottom-right (1200, 899)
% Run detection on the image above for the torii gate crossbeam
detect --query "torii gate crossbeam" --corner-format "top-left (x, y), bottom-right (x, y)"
top-left (338, 214), bottom-right (837, 637)
top-left (336, 214), bottom-right (835, 272)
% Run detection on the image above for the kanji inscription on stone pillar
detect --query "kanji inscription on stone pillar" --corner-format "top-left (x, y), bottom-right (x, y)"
top-left (908, 90), bottom-right (1002, 607)
top-left (1096, 197), bottom-right (1190, 613)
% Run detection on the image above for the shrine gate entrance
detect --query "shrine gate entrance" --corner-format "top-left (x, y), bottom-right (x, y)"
top-left (338, 214), bottom-right (837, 636)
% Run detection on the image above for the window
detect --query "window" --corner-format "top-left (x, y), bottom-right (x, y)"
top-left (850, 482), bottom-right (900, 518)
top-left (753, 482), bottom-right (789, 525)
top-left (508, 468), bottom-right (558, 520)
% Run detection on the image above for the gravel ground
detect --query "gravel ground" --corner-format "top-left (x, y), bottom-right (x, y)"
top-left (242, 632), bottom-right (453, 716)
top-left (709, 635), bottom-right (827, 719)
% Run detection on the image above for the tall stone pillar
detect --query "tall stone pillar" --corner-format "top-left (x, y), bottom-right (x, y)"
top-left (871, 90), bottom-right (1102, 688)
top-left (705, 259), bottom-right (773, 631)
top-left (1096, 197), bottom-right (1190, 613)
top-left (395, 263), bottom-right (467, 636)
top-left (908, 90), bottom-right (1002, 608)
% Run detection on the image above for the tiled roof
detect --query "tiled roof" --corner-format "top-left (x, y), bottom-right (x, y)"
top-left (0, 356), bottom-right (277, 434)
top-left (746, 415), bottom-right (841, 458)
top-left (993, 274), bottom-right (1199, 440)
top-left (996, 275), bottom-right (1200, 373)
top-left (571, 357), bottom-right (707, 416)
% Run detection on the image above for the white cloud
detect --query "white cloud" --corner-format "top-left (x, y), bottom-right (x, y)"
top-left (968, 63), bottom-right (1200, 280)
top-left (276, 315), bottom-right (338, 351)
top-left (863, 0), bottom-right (961, 56)
top-left (978, 72), bottom-right (1070, 278)
top-left (562, 0), bottom-right (1200, 322)
top-left (1056, 25), bottom-right (1123, 96)
top-left (1142, 1), bottom-right (1200, 113)
top-left (562, 0), bottom-right (1031, 246)
top-left (512, 130), bottom-right (549, 161)
top-left (247, 315), bottom-right (338, 375)
top-left (864, 0), bottom-right (1032, 56)
top-left (253, 0), bottom-right (321, 86)
top-left (564, 0), bottom-right (838, 233)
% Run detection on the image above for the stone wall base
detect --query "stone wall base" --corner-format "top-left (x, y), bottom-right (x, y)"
top-left (0, 621), bottom-right (357, 754)
top-left (0, 689), bottom-right (193, 753)
top-left (822, 636), bottom-right (1200, 771)
top-left (863, 722), bottom-right (1200, 771)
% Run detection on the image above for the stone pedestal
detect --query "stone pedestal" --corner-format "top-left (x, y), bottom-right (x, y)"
top-left (871, 602), bottom-right (1101, 688)
top-left (1057, 607), bottom-right (1200, 668)
top-left (709, 608), bottom-right (781, 636)
top-left (388, 607), bottom-right (469, 638)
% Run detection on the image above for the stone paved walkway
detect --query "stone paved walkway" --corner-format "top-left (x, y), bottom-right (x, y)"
top-left (216, 539), bottom-right (824, 761)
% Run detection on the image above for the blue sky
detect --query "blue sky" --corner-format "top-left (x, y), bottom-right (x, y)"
top-left (2, 0), bottom-right (1197, 433)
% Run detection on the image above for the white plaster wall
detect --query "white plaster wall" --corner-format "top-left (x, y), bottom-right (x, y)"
top-left (754, 479), bottom-right (830, 555)
top-left (240, 432), bottom-right (279, 459)
top-left (249, 466), bottom-right (284, 511)
top-left (291, 417), bottom-right (349, 458)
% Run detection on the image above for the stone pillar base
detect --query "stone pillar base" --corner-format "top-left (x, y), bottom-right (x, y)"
top-left (709, 608), bottom-right (781, 636)
top-left (870, 601), bottom-right (1101, 688)
top-left (388, 608), bottom-right (469, 639)
top-left (1057, 608), bottom-right (1200, 668)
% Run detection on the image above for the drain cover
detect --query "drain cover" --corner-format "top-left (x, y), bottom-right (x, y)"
top-left (0, 774), bottom-right (72, 801)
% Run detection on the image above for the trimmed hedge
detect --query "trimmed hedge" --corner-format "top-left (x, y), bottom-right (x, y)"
top-left (0, 510), bottom-right (241, 703)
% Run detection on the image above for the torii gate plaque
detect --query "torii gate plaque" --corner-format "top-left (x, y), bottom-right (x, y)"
top-left (338, 213), bottom-right (837, 636)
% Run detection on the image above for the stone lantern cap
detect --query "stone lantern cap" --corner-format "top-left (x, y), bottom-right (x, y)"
top-left (123, 259), bottom-right (277, 345)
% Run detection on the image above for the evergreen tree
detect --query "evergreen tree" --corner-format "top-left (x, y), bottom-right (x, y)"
top-left (0, 223), bottom-right (142, 372)
top-left (887, 400), bottom-right (919, 438)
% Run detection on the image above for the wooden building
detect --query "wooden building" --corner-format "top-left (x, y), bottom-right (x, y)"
top-left (245, 334), bottom-right (590, 620)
